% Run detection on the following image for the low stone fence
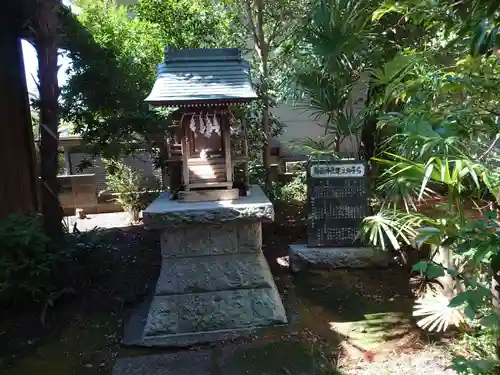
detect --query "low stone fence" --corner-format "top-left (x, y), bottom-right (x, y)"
top-left (58, 174), bottom-right (121, 216)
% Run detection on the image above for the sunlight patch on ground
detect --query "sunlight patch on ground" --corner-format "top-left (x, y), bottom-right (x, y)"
top-left (329, 312), bottom-right (413, 352)
top-left (341, 345), bottom-right (457, 375)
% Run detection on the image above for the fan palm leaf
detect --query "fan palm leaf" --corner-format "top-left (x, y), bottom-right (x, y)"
top-left (413, 290), bottom-right (466, 332)
top-left (361, 210), bottom-right (427, 250)
top-left (291, 136), bottom-right (341, 158)
top-left (306, 0), bottom-right (375, 75)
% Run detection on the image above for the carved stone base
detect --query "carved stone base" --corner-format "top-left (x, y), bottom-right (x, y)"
top-left (155, 253), bottom-right (273, 295)
top-left (127, 188), bottom-right (287, 347)
top-left (142, 287), bottom-right (286, 347)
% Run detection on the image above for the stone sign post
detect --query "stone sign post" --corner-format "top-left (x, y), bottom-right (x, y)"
top-left (289, 160), bottom-right (387, 270)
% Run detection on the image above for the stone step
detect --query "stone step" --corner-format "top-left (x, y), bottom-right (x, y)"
top-left (156, 252), bottom-right (275, 295)
top-left (142, 287), bottom-right (287, 346)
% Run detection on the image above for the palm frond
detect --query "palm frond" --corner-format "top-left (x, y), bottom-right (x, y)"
top-left (361, 210), bottom-right (427, 250)
top-left (295, 70), bottom-right (353, 123)
top-left (307, 0), bottom-right (375, 75)
top-left (291, 136), bottom-right (341, 158)
top-left (413, 290), bottom-right (466, 332)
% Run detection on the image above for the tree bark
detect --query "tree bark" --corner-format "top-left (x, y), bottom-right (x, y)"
top-left (252, 0), bottom-right (272, 186)
top-left (0, 23), bottom-right (38, 218)
top-left (36, 0), bottom-right (63, 240)
top-left (435, 246), bottom-right (455, 298)
top-left (492, 251), bottom-right (500, 361)
top-left (261, 64), bottom-right (272, 186)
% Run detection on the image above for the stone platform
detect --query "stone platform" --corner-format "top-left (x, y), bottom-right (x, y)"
top-left (289, 244), bottom-right (389, 271)
top-left (125, 186), bottom-right (287, 347)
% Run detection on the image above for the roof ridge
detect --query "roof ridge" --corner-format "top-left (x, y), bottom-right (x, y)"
top-left (164, 47), bottom-right (242, 62)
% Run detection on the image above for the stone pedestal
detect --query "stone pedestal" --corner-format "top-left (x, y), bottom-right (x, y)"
top-left (130, 186), bottom-right (287, 347)
top-left (288, 244), bottom-right (389, 272)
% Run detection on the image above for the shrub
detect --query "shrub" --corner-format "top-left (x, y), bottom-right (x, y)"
top-left (0, 213), bottom-right (115, 309)
top-left (0, 214), bottom-right (62, 305)
top-left (249, 161), bottom-right (307, 203)
top-left (66, 227), bottom-right (115, 286)
top-left (104, 159), bottom-right (158, 221)
top-left (277, 171), bottom-right (307, 203)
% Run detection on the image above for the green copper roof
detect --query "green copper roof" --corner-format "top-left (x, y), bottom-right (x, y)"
top-left (145, 47), bottom-right (257, 106)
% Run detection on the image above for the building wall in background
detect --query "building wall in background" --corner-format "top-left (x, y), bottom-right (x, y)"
top-left (67, 151), bottom-right (162, 193)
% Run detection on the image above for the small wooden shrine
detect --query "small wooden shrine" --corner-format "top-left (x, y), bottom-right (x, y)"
top-left (145, 47), bottom-right (257, 202)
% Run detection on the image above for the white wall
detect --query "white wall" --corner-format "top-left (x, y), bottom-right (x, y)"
top-left (272, 102), bottom-right (327, 153)
top-left (274, 73), bottom-right (369, 156)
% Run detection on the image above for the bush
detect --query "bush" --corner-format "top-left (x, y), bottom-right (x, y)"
top-left (249, 161), bottom-right (307, 204)
top-left (0, 214), bottom-right (62, 305)
top-left (277, 171), bottom-right (307, 203)
top-left (66, 227), bottom-right (115, 286)
top-left (0, 213), bottom-right (114, 308)
top-left (248, 162), bottom-right (307, 223)
top-left (104, 159), bottom-right (159, 221)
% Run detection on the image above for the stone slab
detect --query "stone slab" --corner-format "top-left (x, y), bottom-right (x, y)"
top-left (160, 220), bottom-right (261, 258)
top-left (289, 244), bottom-right (389, 271)
top-left (156, 253), bottom-right (275, 295)
top-left (143, 185), bottom-right (274, 228)
top-left (143, 288), bottom-right (288, 338)
top-left (112, 351), bottom-right (212, 375)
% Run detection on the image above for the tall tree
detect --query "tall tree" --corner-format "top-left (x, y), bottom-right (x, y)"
top-left (0, 1), bottom-right (38, 218)
top-left (35, 0), bottom-right (64, 240)
top-left (63, 0), bottom-right (234, 158)
top-left (137, 0), bottom-right (233, 49)
top-left (223, 0), bottom-right (310, 185)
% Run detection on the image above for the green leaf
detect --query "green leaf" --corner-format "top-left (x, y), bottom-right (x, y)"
top-left (446, 268), bottom-right (458, 277)
top-left (415, 227), bottom-right (442, 245)
top-left (491, 252), bottom-right (500, 273)
top-left (412, 260), bottom-right (429, 272)
top-left (449, 291), bottom-right (473, 308)
top-left (464, 306), bottom-right (476, 320)
top-left (413, 261), bottom-right (445, 278)
top-left (452, 356), bottom-right (499, 373)
top-left (479, 313), bottom-right (499, 328)
top-left (426, 263), bottom-right (446, 279)
top-left (475, 219), bottom-right (485, 230)
top-left (487, 211), bottom-right (497, 220)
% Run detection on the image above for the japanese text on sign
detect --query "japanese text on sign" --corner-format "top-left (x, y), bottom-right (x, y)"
top-left (310, 163), bottom-right (365, 178)
top-left (307, 161), bottom-right (368, 247)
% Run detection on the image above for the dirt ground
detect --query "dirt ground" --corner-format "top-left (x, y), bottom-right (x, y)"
top-left (0, 220), bottom-right (456, 375)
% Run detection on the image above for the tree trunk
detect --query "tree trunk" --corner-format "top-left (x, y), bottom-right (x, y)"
top-left (492, 273), bottom-right (500, 360)
top-left (434, 245), bottom-right (456, 297)
top-left (36, 0), bottom-right (63, 240)
top-left (253, 0), bottom-right (272, 186)
top-left (0, 25), bottom-right (38, 218)
top-left (261, 69), bottom-right (272, 186)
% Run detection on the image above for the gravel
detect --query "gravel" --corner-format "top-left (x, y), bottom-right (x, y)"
top-left (342, 346), bottom-right (457, 375)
